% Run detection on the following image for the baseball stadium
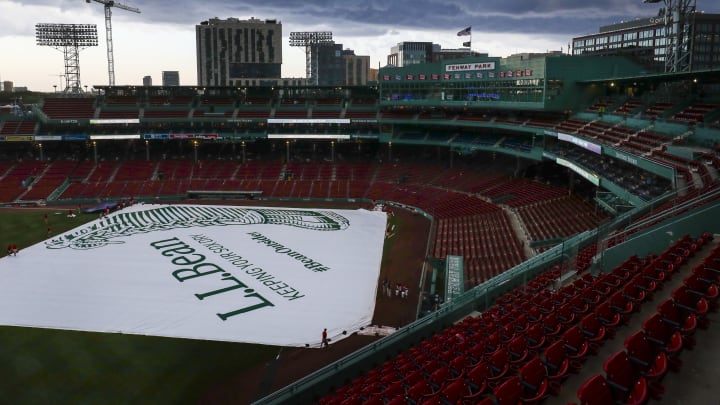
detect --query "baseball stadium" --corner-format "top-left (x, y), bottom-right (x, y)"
top-left (2, 4), bottom-right (720, 405)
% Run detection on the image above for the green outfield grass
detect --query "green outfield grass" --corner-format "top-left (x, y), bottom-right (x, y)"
top-left (0, 209), bottom-right (281, 404)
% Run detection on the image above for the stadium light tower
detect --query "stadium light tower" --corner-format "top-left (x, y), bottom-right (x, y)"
top-left (289, 32), bottom-right (333, 85)
top-left (36, 23), bottom-right (98, 94)
top-left (86, 0), bottom-right (141, 86)
top-left (643, 0), bottom-right (697, 73)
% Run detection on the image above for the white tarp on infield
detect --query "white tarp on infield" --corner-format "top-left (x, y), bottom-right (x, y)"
top-left (0, 204), bottom-right (387, 347)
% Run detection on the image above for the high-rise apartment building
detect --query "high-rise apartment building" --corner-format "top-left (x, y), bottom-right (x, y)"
top-left (196, 17), bottom-right (282, 87)
top-left (343, 52), bottom-right (370, 86)
top-left (572, 11), bottom-right (720, 72)
top-left (387, 42), bottom-right (440, 67)
top-left (162, 71), bottom-right (180, 86)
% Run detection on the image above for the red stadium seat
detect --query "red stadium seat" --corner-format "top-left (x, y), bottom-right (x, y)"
top-left (561, 325), bottom-right (590, 361)
top-left (526, 323), bottom-right (547, 352)
top-left (656, 298), bottom-right (698, 338)
top-left (556, 303), bottom-right (576, 325)
top-left (541, 313), bottom-right (563, 339)
top-left (642, 313), bottom-right (684, 370)
top-left (492, 375), bottom-right (522, 405)
top-left (624, 330), bottom-right (669, 383)
top-left (609, 291), bottom-right (635, 321)
top-left (486, 348), bottom-right (511, 383)
top-left (406, 380), bottom-right (432, 404)
top-left (594, 301), bottom-right (621, 334)
top-left (464, 362), bottom-right (491, 399)
top-left (576, 374), bottom-right (616, 405)
top-left (439, 378), bottom-right (469, 404)
top-left (507, 334), bottom-right (529, 365)
top-left (519, 356), bottom-right (551, 403)
top-left (542, 340), bottom-right (574, 379)
top-left (602, 350), bottom-right (650, 404)
top-left (579, 312), bottom-right (608, 346)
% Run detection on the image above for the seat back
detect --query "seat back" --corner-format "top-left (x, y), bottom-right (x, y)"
top-left (406, 380), bottom-right (432, 402)
top-left (526, 322), bottom-right (546, 349)
top-left (609, 290), bottom-right (634, 313)
top-left (580, 313), bottom-right (601, 336)
top-left (493, 375), bottom-right (522, 405)
top-left (603, 350), bottom-right (640, 391)
top-left (465, 361), bottom-right (490, 393)
top-left (557, 303), bottom-right (576, 323)
top-left (624, 330), bottom-right (655, 366)
top-left (570, 295), bottom-right (590, 314)
top-left (642, 313), bottom-right (674, 344)
top-left (519, 356), bottom-right (547, 392)
top-left (487, 347), bottom-right (510, 378)
top-left (485, 332), bottom-right (501, 354)
top-left (577, 374), bottom-right (615, 405)
top-left (542, 312), bottom-right (561, 334)
top-left (543, 340), bottom-right (569, 378)
top-left (507, 334), bottom-right (528, 361)
top-left (562, 325), bottom-right (587, 354)
top-left (441, 378), bottom-right (469, 403)
top-left (672, 285), bottom-right (706, 313)
top-left (594, 300), bottom-right (620, 326)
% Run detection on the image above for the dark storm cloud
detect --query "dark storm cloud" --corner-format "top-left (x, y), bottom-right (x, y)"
top-left (12, 0), bottom-right (720, 37)
top-left (125, 0), bottom-right (720, 36)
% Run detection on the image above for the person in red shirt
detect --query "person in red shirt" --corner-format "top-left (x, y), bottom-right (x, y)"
top-left (321, 328), bottom-right (329, 348)
top-left (6, 244), bottom-right (11, 256)
top-left (11, 244), bottom-right (17, 256)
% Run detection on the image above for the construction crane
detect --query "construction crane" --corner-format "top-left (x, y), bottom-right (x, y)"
top-left (86, 0), bottom-right (140, 86)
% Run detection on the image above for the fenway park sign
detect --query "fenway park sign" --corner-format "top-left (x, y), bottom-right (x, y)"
top-left (445, 62), bottom-right (496, 72)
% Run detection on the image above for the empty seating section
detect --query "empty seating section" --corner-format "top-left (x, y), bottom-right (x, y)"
top-left (575, 232), bottom-right (717, 405)
top-left (103, 95), bottom-right (139, 106)
top-left (315, 232), bottom-right (712, 405)
top-left (556, 119), bottom-right (588, 133)
top-left (235, 107), bottom-right (270, 118)
top-left (311, 108), bottom-right (341, 119)
top-left (274, 108), bottom-right (308, 119)
top-left (0, 121), bottom-right (36, 135)
top-left (147, 95), bottom-right (193, 106)
top-left (586, 98), bottom-right (614, 113)
top-left (516, 196), bottom-right (607, 241)
top-left (344, 110), bottom-right (378, 119)
top-left (615, 98), bottom-right (643, 115)
top-left (0, 161), bottom-right (47, 202)
top-left (22, 160), bottom-right (78, 200)
top-left (643, 102), bottom-right (675, 120)
top-left (483, 179), bottom-right (565, 207)
top-left (435, 212), bottom-right (525, 286)
top-left (42, 98), bottom-right (95, 119)
top-left (670, 103), bottom-right (718, 124)
top-left (315, 266), bottom-right (563, 405)
top-left (525, 117), bottom-right (562, 128)
top-left (143, 109), bottom-right (190, 118)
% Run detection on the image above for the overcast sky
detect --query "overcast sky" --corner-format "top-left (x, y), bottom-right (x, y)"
top-left (2, 0), bottom-right (718, 92)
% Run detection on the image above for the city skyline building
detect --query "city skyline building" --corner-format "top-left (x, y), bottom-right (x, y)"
top-left (196, 17), bottom-right (282, 87)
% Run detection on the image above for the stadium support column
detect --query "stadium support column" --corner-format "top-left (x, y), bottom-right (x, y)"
top-left (331, 141), bottom-right (335, 163)
top-left (241, 141), bottom-right (246, 164)
top-left (388, 142), bottom-right (392, 162)
top-left (193, 140), bottom-right (199, 163)
top-left (93, 141), bottom-right (98, 164)
top-left (285, 140), bottom-right (290, 163)
top-left (145, 140), bottom-right (149, 161)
